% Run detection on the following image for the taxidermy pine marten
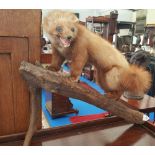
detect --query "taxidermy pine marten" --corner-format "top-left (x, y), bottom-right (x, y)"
top-left (43, 10), bottom-right (151, 98)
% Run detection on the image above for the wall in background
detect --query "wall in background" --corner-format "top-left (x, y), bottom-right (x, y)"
top-left (146, 9), bottom-right (155, 24)
top-left (42, 9), bottom-right (136, 22)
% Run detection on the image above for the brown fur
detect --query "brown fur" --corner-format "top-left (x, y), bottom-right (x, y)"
top-left (43, 10), bottom-right (152, 98)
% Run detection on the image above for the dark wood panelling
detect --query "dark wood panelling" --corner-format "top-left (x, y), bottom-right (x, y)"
top-left (0, 10), bottom-right (41, 37)
top-left (0, 37), bottom-right (29, 135)
top-left (0, 10), bottom-right (41, 136)
top-left (0, 54), bottom-right (15, 135)
top-left (0, 10), bottom-right (41, 63)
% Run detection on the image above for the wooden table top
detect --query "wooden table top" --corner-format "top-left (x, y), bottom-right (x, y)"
top-left (40, 123), bottom-right (155, 146)
top-left (2, 121), bottom-right (155, 146)
top-left (0, 115), bottom-right (154, 146)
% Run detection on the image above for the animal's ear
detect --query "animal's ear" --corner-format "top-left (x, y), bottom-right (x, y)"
top-left (68, 13), bottom-right (79, 23)
top-left (43, 12), bottom-right (55, 33)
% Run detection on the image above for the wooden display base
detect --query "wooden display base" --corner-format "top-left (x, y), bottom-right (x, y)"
top-left (46, 93), bottom-right (78, 118)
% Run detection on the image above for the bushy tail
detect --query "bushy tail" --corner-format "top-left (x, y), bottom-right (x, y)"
top-left (121, 65), bottom-right (152, 93)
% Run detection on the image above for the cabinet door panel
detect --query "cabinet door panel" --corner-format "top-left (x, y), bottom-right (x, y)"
top-left (0, 37), bottom-right (29, 135)
top-left (0, 10), bottom-right (41, 136)
top-left (0, 54), bottom-right (15, 135)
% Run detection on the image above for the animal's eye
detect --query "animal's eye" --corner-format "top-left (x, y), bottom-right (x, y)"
top-left (71, 27), bottom-right (75, 32)
top-left (56, 26), bottom-right (63, 33)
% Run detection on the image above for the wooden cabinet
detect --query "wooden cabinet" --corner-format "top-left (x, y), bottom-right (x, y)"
top-left (0, 10), bottom-right (41, 136)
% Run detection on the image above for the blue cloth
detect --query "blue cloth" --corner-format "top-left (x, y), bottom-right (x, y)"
top-left (42, 68), bottom-right (106, 127)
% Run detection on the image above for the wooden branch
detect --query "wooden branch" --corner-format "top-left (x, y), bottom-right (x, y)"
top-left (20, 61), bottom-right (150, 145)
top-left (19, 61), bottom-right (148, 125)
top-left (23, 86), bottom-right (41, 146)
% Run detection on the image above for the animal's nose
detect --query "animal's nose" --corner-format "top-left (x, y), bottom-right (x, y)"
top-left (67, 36), bottom-right (72, 40)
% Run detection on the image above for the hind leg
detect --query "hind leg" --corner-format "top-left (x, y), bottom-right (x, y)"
top-left (96, 67), bottom-right (123, 100)
top-left (105, 67), bottom-right (122, 90)
top-left (104, 67), bottom-right (124, 99)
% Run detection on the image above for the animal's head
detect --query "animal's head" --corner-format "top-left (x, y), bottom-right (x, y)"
top-left (43, 10), bottom-right (79, 48)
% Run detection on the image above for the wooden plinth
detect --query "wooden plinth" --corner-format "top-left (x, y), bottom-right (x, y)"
top-left (46, 93), bottom-right (79, 118)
